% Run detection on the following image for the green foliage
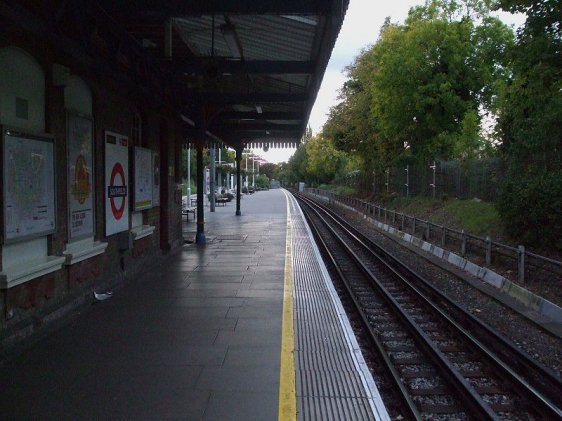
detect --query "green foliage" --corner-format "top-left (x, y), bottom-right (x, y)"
top-left (318, 184), bottom-right (357, 196)
top-left (369, 4), bottom-right (513, 162)
top-left (495, 0), bottom-right (562, 248)
top-left (497, 171), bottom-right (562, 248)
top-left (259, 163), bottom-right (278, 180)
top-left (284, 143), bottom-right (309, 185)
top-left (446, 198), bottom-right (500, 234)
top-left (323, 0), bottom-right (514, 177)
top-left (281, 133), bottom-right (350, 187)
top-left (381, 195), bottom-right (502, 237)
top-left (254, 174), bottom-right (270, 189)
top-left (305, 135), bottom-right (347, 185)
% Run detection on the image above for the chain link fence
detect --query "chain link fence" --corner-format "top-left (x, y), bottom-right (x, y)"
top-left (351, 159), bottom-right (502, 201)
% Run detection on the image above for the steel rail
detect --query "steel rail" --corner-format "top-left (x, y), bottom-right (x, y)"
top-left (301, 192), bottom-right (562, 415)
top-left (297, 192), bottom-right (562, 419)
top-left (301, 200), bottom-right (422, 420)
top-left (298, 196), bottom-right (498, 420)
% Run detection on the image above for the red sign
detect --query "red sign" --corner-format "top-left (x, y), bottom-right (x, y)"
top-left (108, 162), bottom-right (127, 220)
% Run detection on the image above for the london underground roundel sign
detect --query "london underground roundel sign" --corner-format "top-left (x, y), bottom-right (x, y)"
top-left (108, 162), bottom-right (127, 220)
top-left (105, 132), bottom-right (129, 236)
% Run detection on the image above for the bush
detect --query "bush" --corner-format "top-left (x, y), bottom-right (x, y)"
top-left (497, 170), bottom-right (562, 249)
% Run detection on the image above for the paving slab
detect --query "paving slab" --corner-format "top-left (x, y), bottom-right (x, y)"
top-left (0, 190), bottom-right (287, 419)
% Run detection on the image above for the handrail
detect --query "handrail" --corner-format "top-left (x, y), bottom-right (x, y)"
top-left (307, 188), bottom-right (562, 286)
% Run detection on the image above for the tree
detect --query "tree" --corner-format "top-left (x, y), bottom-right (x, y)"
top-left (495, 0), bottom-right (562, 248)
top-left (284, 143), bottom-right (309, 186)
top-left (323, 49), bottom-right (382, 176)
top-left (254, 174), bottom-right (270, 189)
top-left (323, 0), bottom-right (514, 176)
top-left (304, 134), bottom-right (347, 185)
top-left (259, 163), bottom-right (279, 180)
top-left (368, 1), bottom-right (513, 162)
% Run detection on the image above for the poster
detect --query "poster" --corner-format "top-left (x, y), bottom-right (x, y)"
top-left (67, 114), bottom-right (94, 240)
top-left (152, 152), bottom-right (160, 206)
top-left (105, 131), bottom-right (129, 236)
top-left (2, 128), bottom-right (56, 242)
top-left (133, 146), bottom-right (153, 210)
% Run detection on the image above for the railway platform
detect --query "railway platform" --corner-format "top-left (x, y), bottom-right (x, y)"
top-left (0, 189), bottom-right (389, 420)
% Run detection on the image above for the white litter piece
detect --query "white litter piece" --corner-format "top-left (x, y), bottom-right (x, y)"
top-left (93, 291), bottom-right (113, 301)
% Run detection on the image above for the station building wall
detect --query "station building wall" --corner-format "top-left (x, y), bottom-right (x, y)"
top-left (0, 25), bottom-right (184, 347)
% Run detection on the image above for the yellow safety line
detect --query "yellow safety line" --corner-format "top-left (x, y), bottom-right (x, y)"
top-left (278, 192), bottom-right (296, 420)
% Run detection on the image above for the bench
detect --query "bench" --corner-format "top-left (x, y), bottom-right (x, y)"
top-left (216, 197), bottom-right (228, 207)
top-left (183, 207), bottom-right (196, 220)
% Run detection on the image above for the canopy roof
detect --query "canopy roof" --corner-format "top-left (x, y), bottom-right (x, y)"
top-left (97, 0), bottom-right (349, 149)
top-left (3, 0), bottom-right (348, 149)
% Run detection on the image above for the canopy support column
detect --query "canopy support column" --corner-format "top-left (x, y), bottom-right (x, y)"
top-left (209, 142), bottom-right (216, 212)
top-left (235, 147), bottom-right (242, 216)
top-left (196, 139), bottom-right (206, 245)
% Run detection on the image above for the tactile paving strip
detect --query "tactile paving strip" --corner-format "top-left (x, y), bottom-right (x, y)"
top-left (288, 195), bottom-right (390, 421)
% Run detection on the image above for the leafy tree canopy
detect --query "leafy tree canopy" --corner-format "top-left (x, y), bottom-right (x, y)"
top-left (323, 0), bottom-right (514, 173)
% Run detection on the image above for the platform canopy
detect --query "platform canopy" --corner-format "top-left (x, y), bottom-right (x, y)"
top-left (95, 0), bottom-right (349, 149)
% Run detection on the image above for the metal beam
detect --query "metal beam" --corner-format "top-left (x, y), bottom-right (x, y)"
top-left (198, 92), bottom-right (309, 103)
top-left (165, 59), bottom-right (315, 75)
top-left (219, 111), bottom-right (301, 120)
top-left (216, 123), bottom-right (301, 131)
top-left (214, 130), bottom-right (302, 142)
top-left (99, 0), bottom-right (332, 18)
top-left (176, 0), bottom-right (332, 14)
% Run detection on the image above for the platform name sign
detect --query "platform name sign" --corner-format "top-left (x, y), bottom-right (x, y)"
top-left (67, 114), bottom-right (94, 241)
top-left (105, 131), bottom-right (129, 236)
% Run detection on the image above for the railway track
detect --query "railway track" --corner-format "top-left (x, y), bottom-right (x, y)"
top-left (294, 192), bottom-right (562, 420)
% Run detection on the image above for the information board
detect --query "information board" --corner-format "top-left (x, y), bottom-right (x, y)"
top-left (133, 147), bottom-right (153, 210)
top-left (67, 114), bottom-right (94, 240)
top-left (2, 128), bottom-right (56, 242)
top-left (105, 132), bottom-right (129, 236)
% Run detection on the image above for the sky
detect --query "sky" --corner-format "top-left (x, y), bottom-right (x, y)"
top-left (257, 0), bottom-right (524, 164)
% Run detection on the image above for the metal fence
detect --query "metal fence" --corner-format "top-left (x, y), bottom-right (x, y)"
top-left (308, 188), bottom-right (562, 287)
top-left (350, 159), bottom-right (502, 201)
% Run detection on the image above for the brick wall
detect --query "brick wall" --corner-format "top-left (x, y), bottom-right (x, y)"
top-left (0, 16), bottom-right (184, 346)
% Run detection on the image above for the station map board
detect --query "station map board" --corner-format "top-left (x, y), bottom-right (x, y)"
top-left (133, 146), bottom-right (153, 211)
top-left (2, 128), bottom-right (56, 243)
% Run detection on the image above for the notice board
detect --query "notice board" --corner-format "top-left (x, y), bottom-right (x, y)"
top-left (133, 146), bottom-right (153, 211)
top-left (67, 114), bottom-right (95, 240)
top-left (2, 128), bottom-right (56, 243)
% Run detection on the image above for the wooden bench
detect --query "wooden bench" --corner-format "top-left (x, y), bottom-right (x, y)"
top-left (183, 207), bottom-right (196, 220)
top-left (216, 197), bottom-right (228, 206)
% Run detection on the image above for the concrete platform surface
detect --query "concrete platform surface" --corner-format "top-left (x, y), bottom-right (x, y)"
top-left (0, 189), bottom-right (388, 420)
top-left (0, 190), bottom-right (287, 420)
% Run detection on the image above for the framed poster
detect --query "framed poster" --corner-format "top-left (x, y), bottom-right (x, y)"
top-left (67, 114), bottom-right (94, 241)
top-left (2, 127), bottom-right (56, 243)
top-left (133, 146), bottom-right (153, 210)
top-left (152, 152), bottom-right (160, 206)
top-left (105, 131), bottom-right (129, 236)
